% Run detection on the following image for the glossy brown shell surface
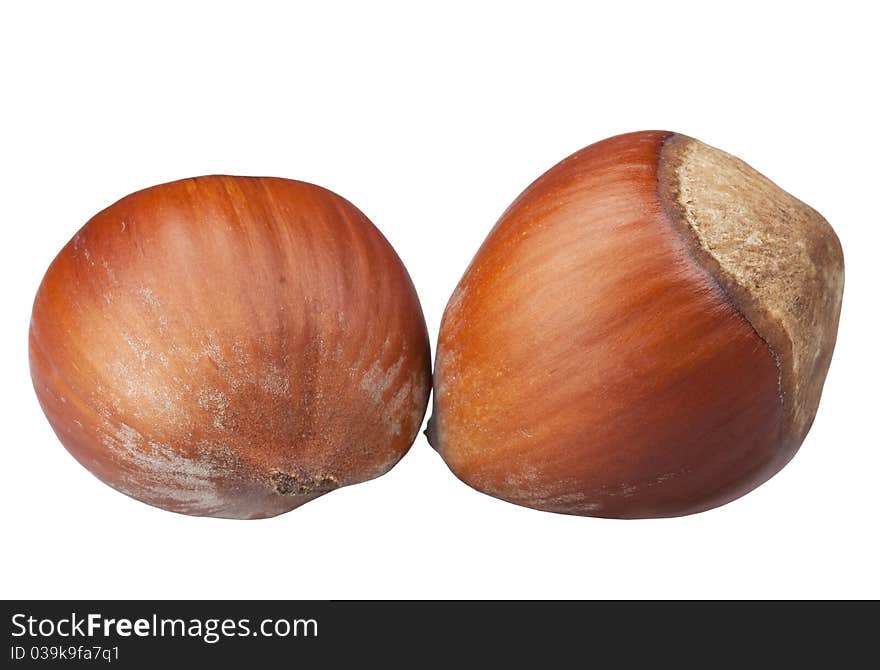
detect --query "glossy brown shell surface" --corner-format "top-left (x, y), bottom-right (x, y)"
top-left (431, 132), bottom-right (792, 518)
top-left (30, 176), bottom-right (431, 518)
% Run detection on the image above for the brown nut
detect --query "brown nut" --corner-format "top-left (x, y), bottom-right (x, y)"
top-left (30, 176), bottom-right (431, 519)
top-left (428, 131), bottom-right (844, 518)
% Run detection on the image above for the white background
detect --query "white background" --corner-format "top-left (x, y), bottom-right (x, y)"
top-left (2, 1), bottom-right (878, 599)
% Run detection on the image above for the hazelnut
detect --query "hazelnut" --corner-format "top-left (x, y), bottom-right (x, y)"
top-left (428, 131), bottom-right (844, 518)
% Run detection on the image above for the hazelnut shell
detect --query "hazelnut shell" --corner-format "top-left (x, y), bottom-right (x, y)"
top-left (428, 131), bottom-right (844, 518)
